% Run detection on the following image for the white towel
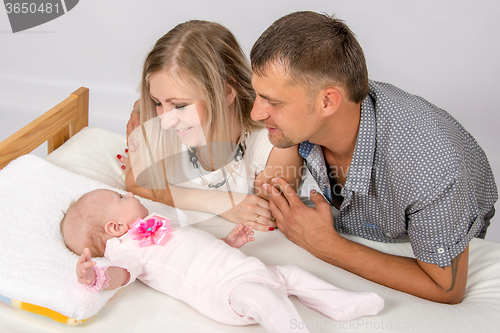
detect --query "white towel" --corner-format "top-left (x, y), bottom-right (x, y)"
top-left (0, 154), bottom-right (179, 320)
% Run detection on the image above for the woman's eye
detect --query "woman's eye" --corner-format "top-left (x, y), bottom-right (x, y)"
top-left (154, 102), bottom-right (161, 107)
top-left (175, 104), bottom-right (187, 109)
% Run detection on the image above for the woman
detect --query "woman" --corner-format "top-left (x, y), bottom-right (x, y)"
top-left (122, 20), bottom-right (303, 231)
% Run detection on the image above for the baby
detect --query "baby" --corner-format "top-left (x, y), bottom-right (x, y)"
top-left (61, 189), bottom-right (384, 332)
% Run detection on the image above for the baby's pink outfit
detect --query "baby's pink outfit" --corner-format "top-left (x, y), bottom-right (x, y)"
top-left (104, 214), bottom-right (384, 333)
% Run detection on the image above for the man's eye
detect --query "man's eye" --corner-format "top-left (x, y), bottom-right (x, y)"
top-left (265, 99), bottom-right (281, 106)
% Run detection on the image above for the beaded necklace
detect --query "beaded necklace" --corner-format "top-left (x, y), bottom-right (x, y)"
top-left (186, 129), bottom-right (249, 189)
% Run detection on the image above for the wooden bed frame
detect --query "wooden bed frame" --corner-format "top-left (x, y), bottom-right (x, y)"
top-left (0, 87), bottom-right (89, 170)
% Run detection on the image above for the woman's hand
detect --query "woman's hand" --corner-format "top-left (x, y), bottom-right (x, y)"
top-left (117, 150), bottom-right (164, 203)
top-left (76, 248), bottom-right (96, 285)
top-left (216, 192), bottom-right (276, 231)
top-left (126, 100), bottom-right (140, 152)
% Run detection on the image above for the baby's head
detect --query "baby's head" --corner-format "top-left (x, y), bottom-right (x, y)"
top-left (61, 189), bottom-right (149, 257)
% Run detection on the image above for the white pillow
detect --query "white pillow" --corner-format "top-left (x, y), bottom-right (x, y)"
top-left (45, 127), bottom-right (128, 190)
top-left (0, 154), bottom-right (179, 324)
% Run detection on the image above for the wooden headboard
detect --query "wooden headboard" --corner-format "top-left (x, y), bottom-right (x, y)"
top-left (0, 87), bottom-right (89, 170)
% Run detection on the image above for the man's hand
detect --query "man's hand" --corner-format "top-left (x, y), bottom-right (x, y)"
top-left (264, 177), bottom-right (338, 253)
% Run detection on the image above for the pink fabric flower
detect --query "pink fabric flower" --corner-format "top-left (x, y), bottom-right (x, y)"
top-left (128, 215), bottom-right (171, 247)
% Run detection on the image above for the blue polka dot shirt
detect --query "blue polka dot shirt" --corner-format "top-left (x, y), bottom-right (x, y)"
top-left (299, 80), bottom-right (498, 267)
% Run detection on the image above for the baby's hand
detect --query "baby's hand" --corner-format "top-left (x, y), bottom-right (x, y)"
top-left (76, 248), bottom-right (97, 285)
top-left (223, 223), bottom-right (255, 248)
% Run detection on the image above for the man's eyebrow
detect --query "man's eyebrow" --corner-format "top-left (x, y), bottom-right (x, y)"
top-left (258, 93), bottom-right (284, 104)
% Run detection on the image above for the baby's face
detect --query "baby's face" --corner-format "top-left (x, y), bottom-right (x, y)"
top-left (95, 189), bottom-right (150, 232)
top-left (62, 190), bottom-right (149, 256)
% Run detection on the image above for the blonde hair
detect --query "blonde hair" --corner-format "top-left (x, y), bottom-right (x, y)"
top-left (136, 20), bottom-right (261, 200)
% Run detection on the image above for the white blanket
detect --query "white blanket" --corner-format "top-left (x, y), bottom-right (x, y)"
top-left (1, 127), bottom-right (499, 332)
top-left (0, 154), bottom-right (179, 321)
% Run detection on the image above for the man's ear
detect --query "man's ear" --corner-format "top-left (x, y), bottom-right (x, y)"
top-left (104, 220), bottom-right (127, 237)
top-left (225, 82), bottom-right (236, 106)
top-left (318, 87), bottom-right (342, 117)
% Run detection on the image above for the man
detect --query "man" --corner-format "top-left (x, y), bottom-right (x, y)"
top-left (250, 11), bottom-right (497, 304)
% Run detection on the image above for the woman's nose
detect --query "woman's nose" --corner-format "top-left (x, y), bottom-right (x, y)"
top-left (159, 111), bottom-right (179, 130)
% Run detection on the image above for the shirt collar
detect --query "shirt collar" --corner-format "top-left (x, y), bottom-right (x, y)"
top-left (298, 93), bottom-right (377, 196)
top-left (298, 140), bottom-right (314, 158)
top-left (299, 141), bottom-right (333, 203)
top-left (343, 93), bottom-right (377, 195)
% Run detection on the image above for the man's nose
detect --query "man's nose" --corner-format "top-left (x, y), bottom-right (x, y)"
top-left (250, 97), bottom-right (269, 122)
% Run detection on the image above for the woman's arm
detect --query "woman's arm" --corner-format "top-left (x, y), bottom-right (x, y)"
top-left (122, 155), bottom-right (276, 231)
top-left (121, 129), bottom-right (302, 231)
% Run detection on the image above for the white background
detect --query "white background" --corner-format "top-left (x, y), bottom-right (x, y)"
top-left (1, 0), bottom-right (499, 241)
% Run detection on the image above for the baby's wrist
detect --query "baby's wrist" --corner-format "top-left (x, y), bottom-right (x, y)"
top-left (87, 266), bottom-right (110, 292)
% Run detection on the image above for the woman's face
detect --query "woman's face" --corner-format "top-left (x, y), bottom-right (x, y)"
top-left (149, 70), bottom-right (207, 147)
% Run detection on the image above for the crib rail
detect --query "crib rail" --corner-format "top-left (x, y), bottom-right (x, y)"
top-left (0, 87), bottom-right (88, 170)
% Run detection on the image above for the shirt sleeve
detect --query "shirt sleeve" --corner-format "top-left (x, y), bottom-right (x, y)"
top-left (104, 238), bottom-right (144, 287)
top-left (407, 171), bottom-right (483, 267)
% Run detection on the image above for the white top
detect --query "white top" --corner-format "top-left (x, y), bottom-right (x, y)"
top-left (171, 128), bottom-right (273, 195)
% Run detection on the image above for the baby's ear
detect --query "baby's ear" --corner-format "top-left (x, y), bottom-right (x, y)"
top-left (104, 221), bottom-right (127, 237)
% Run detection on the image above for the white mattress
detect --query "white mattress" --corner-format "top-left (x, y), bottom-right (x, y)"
top-left (1, 127), bottom-right (499, 332)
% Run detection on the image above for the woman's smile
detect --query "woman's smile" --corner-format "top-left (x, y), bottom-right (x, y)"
top-left (176, 126), bottom-right (194, 136)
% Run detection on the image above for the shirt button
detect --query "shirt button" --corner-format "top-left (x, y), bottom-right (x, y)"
top-left (437, 248), bottom-right (445, 254)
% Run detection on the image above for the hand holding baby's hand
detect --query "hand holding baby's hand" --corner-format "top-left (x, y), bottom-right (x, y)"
top-left (223, 223), bottom-right (255, 249)
top-left (76, 248), bottom-right (97, 285)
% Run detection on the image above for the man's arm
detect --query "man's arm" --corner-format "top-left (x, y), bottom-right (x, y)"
top-left (265, 178), bottom-right (468, 304)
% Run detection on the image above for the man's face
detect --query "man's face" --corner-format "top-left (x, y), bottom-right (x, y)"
top-left (251, 64), bottom-right (318, 148)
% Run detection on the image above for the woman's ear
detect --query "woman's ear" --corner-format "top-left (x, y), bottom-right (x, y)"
top-left (319, 87), bottom-right (342, 117)
top-left (104, 220), bottom-right (127, 237)
top-left (225, 82), bottom-right (236, 106)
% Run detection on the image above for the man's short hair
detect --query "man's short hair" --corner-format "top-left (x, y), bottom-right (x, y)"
top-left (251, 11), bottom-right (369, 103)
